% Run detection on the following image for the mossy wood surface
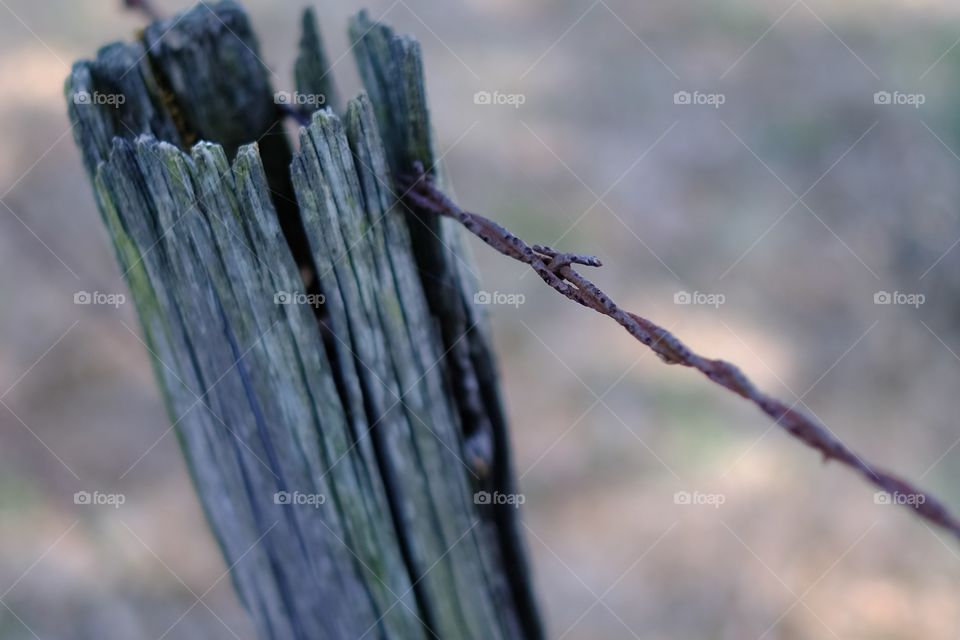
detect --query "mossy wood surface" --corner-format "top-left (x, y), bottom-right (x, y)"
top-left (66, 2), bottom-right (543, 639)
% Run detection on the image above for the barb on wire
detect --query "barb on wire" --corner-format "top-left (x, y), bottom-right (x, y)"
top-left (399, 162), bottom-right (960, 542)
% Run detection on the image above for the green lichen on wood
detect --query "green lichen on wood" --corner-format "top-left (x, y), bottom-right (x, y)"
top-left (66, 2), bottom-right (544, 639)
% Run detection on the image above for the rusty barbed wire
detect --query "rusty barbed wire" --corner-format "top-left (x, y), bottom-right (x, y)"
top-left (399, 162), bottom-right (960, 543)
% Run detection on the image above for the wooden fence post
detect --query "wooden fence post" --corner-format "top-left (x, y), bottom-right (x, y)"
top-left (66, 2), bottom-right (544, 639)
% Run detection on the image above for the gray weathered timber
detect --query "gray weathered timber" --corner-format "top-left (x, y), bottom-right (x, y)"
top-left (66, 2), bottom-right (543, 638)
top-left (350, 14), bottom-right (544, 639)
top-left (295, 7), bottom-right (340, 114)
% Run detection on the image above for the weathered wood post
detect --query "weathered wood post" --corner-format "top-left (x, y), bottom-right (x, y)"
top-left (66, 2), bottom-right (543, 638)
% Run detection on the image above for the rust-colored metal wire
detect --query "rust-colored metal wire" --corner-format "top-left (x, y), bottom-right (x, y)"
top-left (400, 163), bottom-right (960, 542)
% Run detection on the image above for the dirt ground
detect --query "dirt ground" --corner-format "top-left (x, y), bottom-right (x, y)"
top-left (2, 0), bottom-right (960, 638)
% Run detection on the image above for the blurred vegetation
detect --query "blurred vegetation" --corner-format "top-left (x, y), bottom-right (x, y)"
top-left (2, 0), bottom-right (960, 638)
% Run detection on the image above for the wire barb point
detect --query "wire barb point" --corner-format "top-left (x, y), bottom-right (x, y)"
top-left (398, 165), bottom-right (960, 544)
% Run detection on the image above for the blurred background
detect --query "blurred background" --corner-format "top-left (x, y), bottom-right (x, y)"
top-left (2, 0), bottom-right (960, 637)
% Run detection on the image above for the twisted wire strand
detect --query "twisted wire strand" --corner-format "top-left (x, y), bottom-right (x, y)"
top-left (400, 165), bottom-right (960, 542)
